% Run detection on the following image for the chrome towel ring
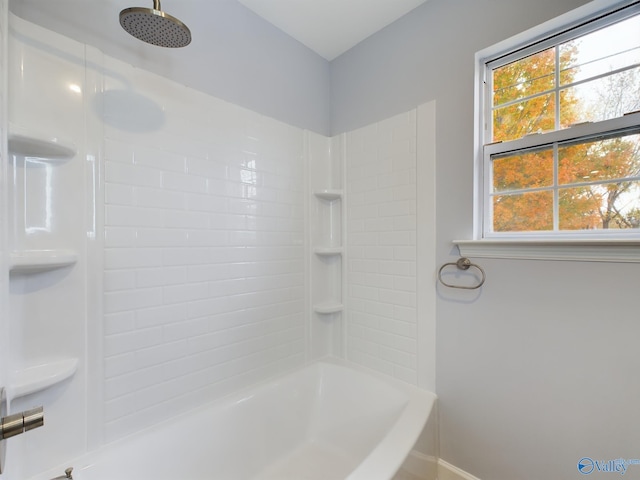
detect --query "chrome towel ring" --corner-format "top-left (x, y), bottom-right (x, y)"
top-left (438, 257), bottom-right (485, 290)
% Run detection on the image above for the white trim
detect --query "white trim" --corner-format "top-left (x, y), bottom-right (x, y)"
top-left (475, 0), bottom-right (638, 63)
top-left (473, 0), bottom-right (640, 239)
top-left (393, 451), bottom-right (438, 480)
top-left (339, 133), bottom-right (348, 360)
top-left (417, 100), bottom-right (437, 392)
top-left (437, 459), bottom-right (482, 480)
top-left (304, 130), bottom-right (312, 362)
top-left (454, 238), bottom-right (640, 262)
top-left (484, 113), bottom-right (640, 157)
top-left (85, 43), bottom-right (106, 450)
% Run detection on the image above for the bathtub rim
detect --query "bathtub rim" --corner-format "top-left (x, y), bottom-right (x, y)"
top-left (339, 358), bottom-right (437, 480)
top-left (25, 356), bottom-right (437, 480)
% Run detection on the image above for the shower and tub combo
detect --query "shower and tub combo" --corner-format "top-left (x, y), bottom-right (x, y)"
top-left (0, 3), bottom-right (438, 479)
top-left (26, 360), bottom-right (437, 480)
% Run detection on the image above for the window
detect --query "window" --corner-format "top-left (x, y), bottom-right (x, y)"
top-left (479, 2), bottom-right (640, 239)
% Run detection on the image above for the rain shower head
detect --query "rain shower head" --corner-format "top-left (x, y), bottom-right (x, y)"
top-left (120, 0), bottom-right (191, 48)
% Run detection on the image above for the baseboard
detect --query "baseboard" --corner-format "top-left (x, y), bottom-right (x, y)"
top-left (437, 459), bottom-right (481, 480)
top-left (393, 450), bottom-right (438, 480)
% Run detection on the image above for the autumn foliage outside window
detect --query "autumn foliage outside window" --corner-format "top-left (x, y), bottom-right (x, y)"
top-left (484, 8), bottom-right (640, 235)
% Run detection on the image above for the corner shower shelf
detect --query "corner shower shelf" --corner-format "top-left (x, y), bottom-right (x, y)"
top-left (8, 124), bottom-right (76, 159)
top-left (10, 358), bottom-right (79, 399)
top-left (313, 303), bottom-right (343, 315)
top-left (313, 190), bottom-right (342, 201)
top-left (10, 249), bottom-right (79, 273)
top-left (314, 247), bottom-right (343, 257)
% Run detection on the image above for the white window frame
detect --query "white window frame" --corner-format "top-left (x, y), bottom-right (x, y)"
top-left (457, 0), bottom-right (640, 262)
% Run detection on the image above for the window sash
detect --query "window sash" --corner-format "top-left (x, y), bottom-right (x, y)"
top-left (485, 3), bottom-right (640, 73)
top-left (482, 2), bottom-right (640, 236)
top-left (473, 0), bottom-right (640, 242)
top-left (484, 2), bottom-right (640, 145)
top-left (484, 113), bottom-right (640, 157)
top-left (482, 115), bottom-right (640, 237)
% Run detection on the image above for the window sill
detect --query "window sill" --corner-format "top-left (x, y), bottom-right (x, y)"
top-left (453, 239), bottom-right (640, 263)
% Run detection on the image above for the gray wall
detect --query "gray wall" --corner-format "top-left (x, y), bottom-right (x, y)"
top-left (10, 0), bottom-right (331, 135)
top-left (331, 1), bottom-right (640, 479)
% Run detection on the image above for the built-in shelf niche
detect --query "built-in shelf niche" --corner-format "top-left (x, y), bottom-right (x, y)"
top-left (313, 190), bottom-right (342, 201)
top-left (314, 247), bottom-right (343, 257)
top-left (313, 303), bottom-right (344, 315)
top-left (8, 124), bottom-right (77, 160)
top-left (9, 249), bottom-right (78, 273)
top-left (313, 191), bottom-right (342, 249)
top-left (308, 133), bottom-right (345, 359)
top-left (7, 122), bottom-right (80, 404)
top-left (10, 358), bottom-right (79, 399)
top-left (8, 125), bottom-right (78, 273)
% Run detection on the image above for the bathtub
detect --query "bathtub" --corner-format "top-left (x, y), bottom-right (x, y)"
top-left (28, 359), bottom-right (436, 480)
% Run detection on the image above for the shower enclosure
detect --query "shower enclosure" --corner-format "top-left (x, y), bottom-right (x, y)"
top-left (0, 5), bottom-right (437, 478)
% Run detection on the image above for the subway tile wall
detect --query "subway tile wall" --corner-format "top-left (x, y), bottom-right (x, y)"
top-left (101, 56), bottom-right (307, 441)
top-left (346, 110), bottom-right (418, 385)
top-left (6, 19), bottom-right (436, 476)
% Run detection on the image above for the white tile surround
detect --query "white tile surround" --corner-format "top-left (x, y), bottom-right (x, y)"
top-left (3, 14), bottom-right (436, 478)
top-left (346, 111), bottom-right (419, 384)
top-left (101, 54), bottom-right (308, 441)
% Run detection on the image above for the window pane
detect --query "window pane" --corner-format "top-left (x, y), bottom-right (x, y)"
top-left (492, 191), bottom-right (553, 232)
top-left (483, 8), bottom-right (640, 237)
top-left (560, 181), bottom-right (640, 230)
top-left (559, 132), bottom-right (640, 185)
top-left (560, 15), bottom-right (640, 85)
top-left (560, 67), bottom-right (640, 128)
top-left (493, 93), bottom-right (556, 142)
top-left (492, 148), bottom-right (553, 192)
top-left (558, 88), bottom-right (579, 129)
top-left (493, 48), bottom-right (555, 107)
top-left (558, 185), bottom-right (603, 230)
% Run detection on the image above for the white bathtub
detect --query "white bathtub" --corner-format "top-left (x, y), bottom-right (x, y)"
top-left (29, 359), bottom-right (436, 480)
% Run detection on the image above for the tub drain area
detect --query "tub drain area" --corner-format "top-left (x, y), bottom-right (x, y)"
top-left (252, 439), bottom-right (360, 480)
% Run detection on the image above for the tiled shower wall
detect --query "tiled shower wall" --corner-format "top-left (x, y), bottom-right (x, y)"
top-left (6, 17), bottom-right (434, 475)
top-left (346, 111), bottom-right (418, 385)
top-left (100, 56), bottom-right (308, 441)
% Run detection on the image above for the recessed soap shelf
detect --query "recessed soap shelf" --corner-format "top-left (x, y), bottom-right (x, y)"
top-left (313, 190), bottom-right (342, 201)
top-left (10, 358), bottom-right (79, 399)
top-left (313, 303), bottom-right (343, 315)
top-left (314, 247), bottom-right (343, 256)
top-left (10, 249), bottom-right (79, 273)
top-left (8, 123), bottom-right (76, 160)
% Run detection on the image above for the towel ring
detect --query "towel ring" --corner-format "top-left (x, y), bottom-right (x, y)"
top-left (438, 257), bottom-right (485, 290)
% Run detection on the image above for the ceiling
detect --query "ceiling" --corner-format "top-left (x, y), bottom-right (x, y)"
top-left (236, 0), bottom-right (429, 60)
top-left (11, 0), bottom-right (429, 62)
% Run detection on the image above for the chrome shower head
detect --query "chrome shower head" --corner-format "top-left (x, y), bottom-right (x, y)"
top-left (120, 0), bottom-right (191, 48)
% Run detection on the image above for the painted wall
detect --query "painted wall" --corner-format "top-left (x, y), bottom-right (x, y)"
top-left (10, 0), bottom-right (331, 136)
top-left (331, 1), bottom-right (640, 479)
